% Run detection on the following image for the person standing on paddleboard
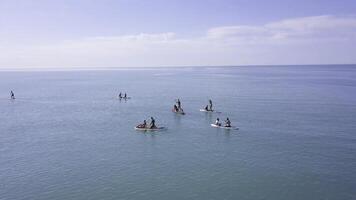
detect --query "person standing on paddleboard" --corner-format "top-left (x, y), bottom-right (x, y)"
top-left (10, 90), bottom-right (15, 99)
top-left (177, 99), bottom-right (181, 109)
top-left (209, 99), bottom-right (213, 111)
top-left (150, 117), bottom-right (156, 129)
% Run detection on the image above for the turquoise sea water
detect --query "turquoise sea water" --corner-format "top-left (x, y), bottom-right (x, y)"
top-left (0, 65), bottom-right (356, 200)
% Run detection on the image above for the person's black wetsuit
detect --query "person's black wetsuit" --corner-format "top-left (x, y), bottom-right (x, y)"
top-left (225, 118), bottom-right (231, 127)
top-left (10, 91), bottom-right (15, 99)
top-left (215, 118), bottom-right (221, 126)
top-left (150, 117), bottom-right (156, 129)
top-left (209, 99), bottom-right (213, 111)
top-left (174, 104), bottom-right (179, 112)
top-left (205, 105), bottom-right (209, 111)
top-left (177, 99), bottom-right (181, 109)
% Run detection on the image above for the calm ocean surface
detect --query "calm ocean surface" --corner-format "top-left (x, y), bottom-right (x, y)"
top-left (0, 65), bottom-right (355, 200)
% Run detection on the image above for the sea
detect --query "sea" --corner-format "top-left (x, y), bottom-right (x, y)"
top-left (0, 65), bottom-right (355, 200)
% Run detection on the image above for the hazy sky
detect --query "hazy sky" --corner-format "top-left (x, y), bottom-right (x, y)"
top-left (1, 0), bottom-right (356, 68)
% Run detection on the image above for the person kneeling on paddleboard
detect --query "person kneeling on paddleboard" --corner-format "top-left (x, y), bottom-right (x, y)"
top-left (224, 118), bottom-right (231, 127)
top-left (177, 99), bottom-right (181, 109)
top-left (215, 118), bottom-right (221, 126)
top-left (150, 117), bottom-right (157, 129)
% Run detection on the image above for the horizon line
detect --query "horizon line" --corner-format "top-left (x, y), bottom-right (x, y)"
top-left (0, 63), bottom-right (355, 72)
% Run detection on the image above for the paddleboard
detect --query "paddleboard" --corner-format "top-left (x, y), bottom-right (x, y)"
top-left (172, 109), bottom-right (185, 115)
top-left (210, 124), bottom-right (238, 130)
top-left (200, 109), bottom-right (213, 112)
top-left (119, 97), bottom-right (131, 100)
top-left (135, 127), bottom-right (166, 131)
top-left (199, 109), bottom-right (221, 113)
top-left (200, 109), bottom-right (220, 113)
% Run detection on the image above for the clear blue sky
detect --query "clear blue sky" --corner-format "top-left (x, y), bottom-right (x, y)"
top-left (1, 0), bottom-right (356, 68)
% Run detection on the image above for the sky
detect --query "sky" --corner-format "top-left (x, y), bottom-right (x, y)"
top-left (0, 0), bottom-right (356, 68)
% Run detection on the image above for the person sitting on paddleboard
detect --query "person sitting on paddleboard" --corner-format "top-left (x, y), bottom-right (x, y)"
top-left (124, 93), bottom-right (127, 98)
top-left (224, 118), bottom-right (231, 127)
top-left (142, 120), bottom-right (147, 128)
top-left (209, 99), bottom-right (213, 111)
top-left (118, 92), bottom-right (122, 98)
top-left (10, 90), bottom-right (15, 99)
top-left (137, 120), bottom-right (147, 128)
top-left (173, 104), bottom-right (179, 112)
top-left (215, 118), bottom-right (221, 126)
top-left (150, 117), bottom-right (157, 129)
top-left (204, 105), bottom-right (209, 111)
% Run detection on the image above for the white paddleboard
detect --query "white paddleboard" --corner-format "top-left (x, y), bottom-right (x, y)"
top-left (200, 109), bottom-right (213, 112)
top-left (199, 109), bottom-right (221, 113)
top-left (210, 124), bottom-right (239, 130)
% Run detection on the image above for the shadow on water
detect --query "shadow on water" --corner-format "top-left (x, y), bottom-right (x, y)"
top-left (203, 112), bottom-right (214, 122)
top-left (135, 127), bottom-right (168, 138)
top-left (142, 131), bottom-right (158, 138)
top-left (173, 113), bottom-right (183, 127)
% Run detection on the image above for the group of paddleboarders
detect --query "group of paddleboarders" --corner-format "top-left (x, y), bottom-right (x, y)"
top-left (8, 90), bottom-right (235, 130)
top-left (118, 92), bottom-right (128, 99)
top-left (214, 117), bottom-right (231, 127)
top-left (171, 98), bottom-right (234, 128)
top-left (136, 117), bottom-right (157, 129)
top-left (202, 99), bottom-right (233, 127)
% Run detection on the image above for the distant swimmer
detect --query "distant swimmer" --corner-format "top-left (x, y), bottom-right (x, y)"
top-left (215, 118), bottom-right (221, 126)
top-left (150, 117), bottom-right (157, 129)
top-left (10, 90), bottom-right (15, 99)
top-left (209, 99), bottom-right (213, 111)
top-left (224, 117), bottom-right (231, 127)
